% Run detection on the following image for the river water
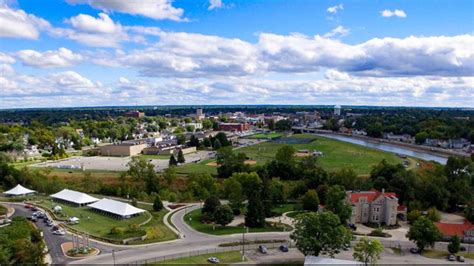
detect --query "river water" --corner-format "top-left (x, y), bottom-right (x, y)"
top-left (316, 134), bottom-right (448, 164)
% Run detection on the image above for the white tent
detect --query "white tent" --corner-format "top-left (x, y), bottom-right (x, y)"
top-left (3, 184), bottom-right (35, 196)
top-left (50, 189), bottom-right (99, 205)
top-left (88, 198), bottom-right (145, 218)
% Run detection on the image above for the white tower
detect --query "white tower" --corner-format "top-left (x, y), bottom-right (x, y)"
top-left (334, 105), bottom-right (341, 116)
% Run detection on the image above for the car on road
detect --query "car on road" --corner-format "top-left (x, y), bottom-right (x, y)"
top-left (31, 207), bottom-right (38, 211)
top-left (52, 225), bottom-right (60, 231)
top-left (457, 255), bottom-right (465, 262)
top-left (258, 245), bottom-right (268, 254)
top-left (279, 245), bottom-right (289, 252)
top-left (207, 257), bottom-right (220, 263)
top-left (53, 229), bottom-right (66, 235)
top-left (24, 204), bottom-right (32, 209)
top-left (409, 248), bottom-right (419, 254)
top-left (447, 254), bottom-right (456, 261)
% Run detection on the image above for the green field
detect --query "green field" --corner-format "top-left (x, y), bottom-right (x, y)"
top-left (184, 208), bottom-right (291, 235)
top-left (176, 159), bottom-right (217, 175)
top-left (248, 132), bottom-right (283, 139)
top-left (138, 154), bottom-right (172, 160)
top-left (157, 251), bottom-right (244, 264)
top-left (239, 134), bottom-right (404, 175)
top-left (271, 203), bottom-right (298, 216)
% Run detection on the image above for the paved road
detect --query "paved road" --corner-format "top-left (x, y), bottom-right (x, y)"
top-left (5, 203), bottom-right (123, 264)
top-left (72, 205), bottom-right (292, 264)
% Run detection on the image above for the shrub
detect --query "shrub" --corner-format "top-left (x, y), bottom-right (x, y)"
top-left (110, 227), bottom-right (126, 236)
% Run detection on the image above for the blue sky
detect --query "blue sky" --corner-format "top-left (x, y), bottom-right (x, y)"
top-left (0, 0), bottom-right (473, 108)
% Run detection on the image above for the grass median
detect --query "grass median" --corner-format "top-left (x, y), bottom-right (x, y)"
top-left (184, 208), bottom-right (292, 235)
top-left (156, 251), bottom-right (244, 264)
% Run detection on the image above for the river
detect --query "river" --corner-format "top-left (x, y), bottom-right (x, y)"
top-left (316, 134), bottom-right (448, 164)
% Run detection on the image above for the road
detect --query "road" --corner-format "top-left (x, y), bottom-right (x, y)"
top-left (72, 204), bottom-right (292, 264)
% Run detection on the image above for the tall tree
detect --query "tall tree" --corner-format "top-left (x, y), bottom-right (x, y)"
top-left (448, 235), bottom-right (461, 255)
top-left (169, 154), bottom-right (178, 166)
top-left (406, 216), bottom-right (442, 252)
top-left (177, 150), bottom-right (185, 163)
top-left (326, 185), bottom-right (352, 224)
top-left (301, 189), bottom-right (320, 211)
top-left (214, 205), bottom-right (234, 226)
top-left (127, 156), bottom-right (159, 193)
top-left (290, 212), bottom-right (352, 257)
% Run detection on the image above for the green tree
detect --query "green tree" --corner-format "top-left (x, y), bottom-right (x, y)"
top-left (127, 156), bottom-right (159, 193)
top-left (223, 176), bottom-right (244, 214)
top-left (162, 166), bottom-right (177, 186)
top-left (202, 196), bottom-right (221, 216)
top-left (169, 154), bottom-right (178, 166)
top-left (131, 198), bottom-right (138, 207)
top-left (407, 210), bottom-right (422, 224)
top-left (214, 205), bottom-right (234, 226)
top-left (465, 201), bottom-right (474, 223)
top-left (177, 150), bottom-right (185, 163)
top-left (353, 237), bottom-right (384, 266)
top-left (290, 212), bottom-right (352, 257)
top-left (267, 119), bottom-right (275, 130)
top-left (189, 135), bottom-right (200, 147)
top-left (153, 195), bottom-right (164, 211)
top-left (448, 235), bottom-right (461, 254)
top-left (326, 185), bottom-right (352, 224)
top-left (426, 207), bottom-right (441, 222)
top-left (301, 189), bottom-right (320, 211)
top-left (406, 216), bottom-right (442, 252)
top-left (213, 139), bottom-right (222, 150)
top-left (245, 192), bottom-right (266, 228)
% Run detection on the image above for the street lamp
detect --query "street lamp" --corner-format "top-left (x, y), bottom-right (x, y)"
top-left (242, 226), bottom-right (247, 261)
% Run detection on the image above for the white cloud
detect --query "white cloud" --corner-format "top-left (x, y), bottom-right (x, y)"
top-left (381, 9), bottom-right (407, 18)
top-left (208, 0), bottom-right (223, 10)
top-left (68, 13), bottom-right (119, 34)
top-left (66, 0), bottom-right (185, 21)
top-left (17, 47), bottom-right (83, 68)
top-left (327, 4), bottom-right (343, 14)
top-left (0, 4), bottom-right (50, 39)
top-left (0, 52), bottom-right (15, 64)
top-left (323, 26), bottom-right (350, 38)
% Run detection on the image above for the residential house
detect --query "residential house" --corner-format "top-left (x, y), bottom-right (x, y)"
top-left (347, 189), bottom-right (403, 226)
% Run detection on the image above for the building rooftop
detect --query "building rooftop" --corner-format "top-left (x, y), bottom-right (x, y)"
top-left (435, 220), bottom-right (474, 237)
top-left (348, 189), bottom-right (397, 204)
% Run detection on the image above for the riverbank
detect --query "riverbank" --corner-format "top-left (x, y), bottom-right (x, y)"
top-left (314, 132), bottom-right (466, 164)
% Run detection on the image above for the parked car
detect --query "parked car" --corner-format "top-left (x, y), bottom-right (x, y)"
top-left (447, 254), bottom-right (456, 261)
top-left (343, 243), bottom-right (350, 251)
top-left (409, 248), bottom-right (419, 254)
top-left (52, 225), bottom-right (60, 231)
top-left (207, 257), bottom-right (220, 263)
top-left (460, 246), bottom-right (466, 252)
top-left (30, 217), bottom-right (38, 222)
top-left (279, 245), bottom-right (289, 252)
top-left (258, 245), bottom-right (268, 254)
top-left (46, 221), bottom-right (53, 227)
top-left (457, 256), bottom-right (465, 262)
top-left (24, 204), bottom-right (31, 209)
top-left (31, 207), bottom-right (38, 211)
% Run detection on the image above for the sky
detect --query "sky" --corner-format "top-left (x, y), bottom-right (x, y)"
top-left (0, 0), bottom-right (473, 109)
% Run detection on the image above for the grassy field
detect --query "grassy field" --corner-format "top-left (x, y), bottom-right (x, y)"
top-left (0, 204), bottom-right (7, 215)
top-left (248, 132), bottom-right (283, 139)
top-left (176, 159), bottom-right (217, 175)
top-left (239, 134), bottom-right (404, 175)
top-left (422, 250), bottom-right (474, 260)
top-left (129, 203), bottom-right (177, 244)
top-left (157, 251), bottom-right (244, 264)
top-left (35, 199), bottom-right (151, 240)
top-left (184, 208), bottom-right (291, 235)
top-left (137, 154), bottom-right (171, 160)
top-left (271, 203), bottom-right (298, 216)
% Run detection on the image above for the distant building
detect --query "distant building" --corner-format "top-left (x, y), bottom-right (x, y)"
top-left (96, 142), bottom-right (146, 156)
top-left (195, 108), bottom-right (205, 121)
top-left (334, 105), bottom-right (341, 116)
top-left (435, 220), bottom-right (474, 242)
top-left (219, 122), bottom-right (250, 132)
top-left (347, 189), bottom-right (403, 226)
top-left (124, 110), bottom-right (145, 118)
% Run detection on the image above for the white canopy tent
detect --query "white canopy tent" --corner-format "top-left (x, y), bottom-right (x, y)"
top-left (88, 198), bottom-right (146, 219)
top-left (50, 189), bottom-right (99, 206)
top-left (3, 184), bottom-right (36, 196)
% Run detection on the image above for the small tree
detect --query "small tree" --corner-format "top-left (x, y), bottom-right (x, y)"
top-left (177, 150), bottom-right (185, 163)
top-left (202, 196), bottom-right (221, 216)
top-left (448, 235), bottom-right (461, 255)
top-left (153, 195), bottom-right (163, 211)
top-left (407, 209), bottom-right (422, 224)
top-left (214, 205), bottom-right (234, 226)
top-left (353, 237), bottom-right (384, 266)
top-left (131, 198), bottom-right (138, 207)
top-left (426, 207), bottom-right (441, 222)
top-left (464, 201), bottom-right (474, 223)
top-left (301, 189), bottom-right (320, 211)
top-left (213, 139), bottom-right (222, 150)
top-left (169, 154), bottom-right (178, 166)
top-left (406, 216), bottom-right (442, 252)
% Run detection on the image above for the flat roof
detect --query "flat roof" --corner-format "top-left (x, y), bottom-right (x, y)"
top-left (50, 189), bottom-right (99, 205)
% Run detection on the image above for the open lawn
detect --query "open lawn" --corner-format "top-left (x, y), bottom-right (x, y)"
top-left (422, 250), bottom-right (474, 260)
top-left (156, 251), bottom-right (244, 264)
top-left (176, 159), bottom-right (217, 175)
top-left (271, 203), bottom-right (298, 216)
top-left (128, 203), bottom-right (177, 244)
top-left (239, 134), bottom-right (404, 175)
top-left (137, 154), bottom-right (171, 160)
top-left (248, 132), bottom-right (283, 139)
top-left (184, 208), bottom-right (291, 235)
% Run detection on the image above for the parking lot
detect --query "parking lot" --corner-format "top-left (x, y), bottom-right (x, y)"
top-left (32, 151), bottom-right (215, 172)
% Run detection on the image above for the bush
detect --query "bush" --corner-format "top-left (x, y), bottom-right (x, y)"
top-left (153, 196), bottom-right (164, 211)
top-left (301, 189), bottom-right (320, 211)
top-left (368, 228), bottom-right (391, 238)
top-left (407, 210), bottom-right (422, 224)
top-left (110, 227), bottom-right (126, 236)
top-left (426, 207), bottom-right (441, 222)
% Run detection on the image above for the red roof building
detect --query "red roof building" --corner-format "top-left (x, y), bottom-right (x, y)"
top-left (346, 189), bottom-right (401, 226)
top-left (435, 220), bottom-right (474, 240)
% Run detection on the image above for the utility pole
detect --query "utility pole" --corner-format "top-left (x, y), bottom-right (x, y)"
top-left (242, 226), bottom-right (246, 261)
top-left (112, 249), bottom-right (116, 265)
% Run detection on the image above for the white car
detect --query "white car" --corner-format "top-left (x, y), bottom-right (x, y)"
top-left (207, 257), bottom-right (220, 264)
top-left (53, 229), bottom-right (66, 235)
